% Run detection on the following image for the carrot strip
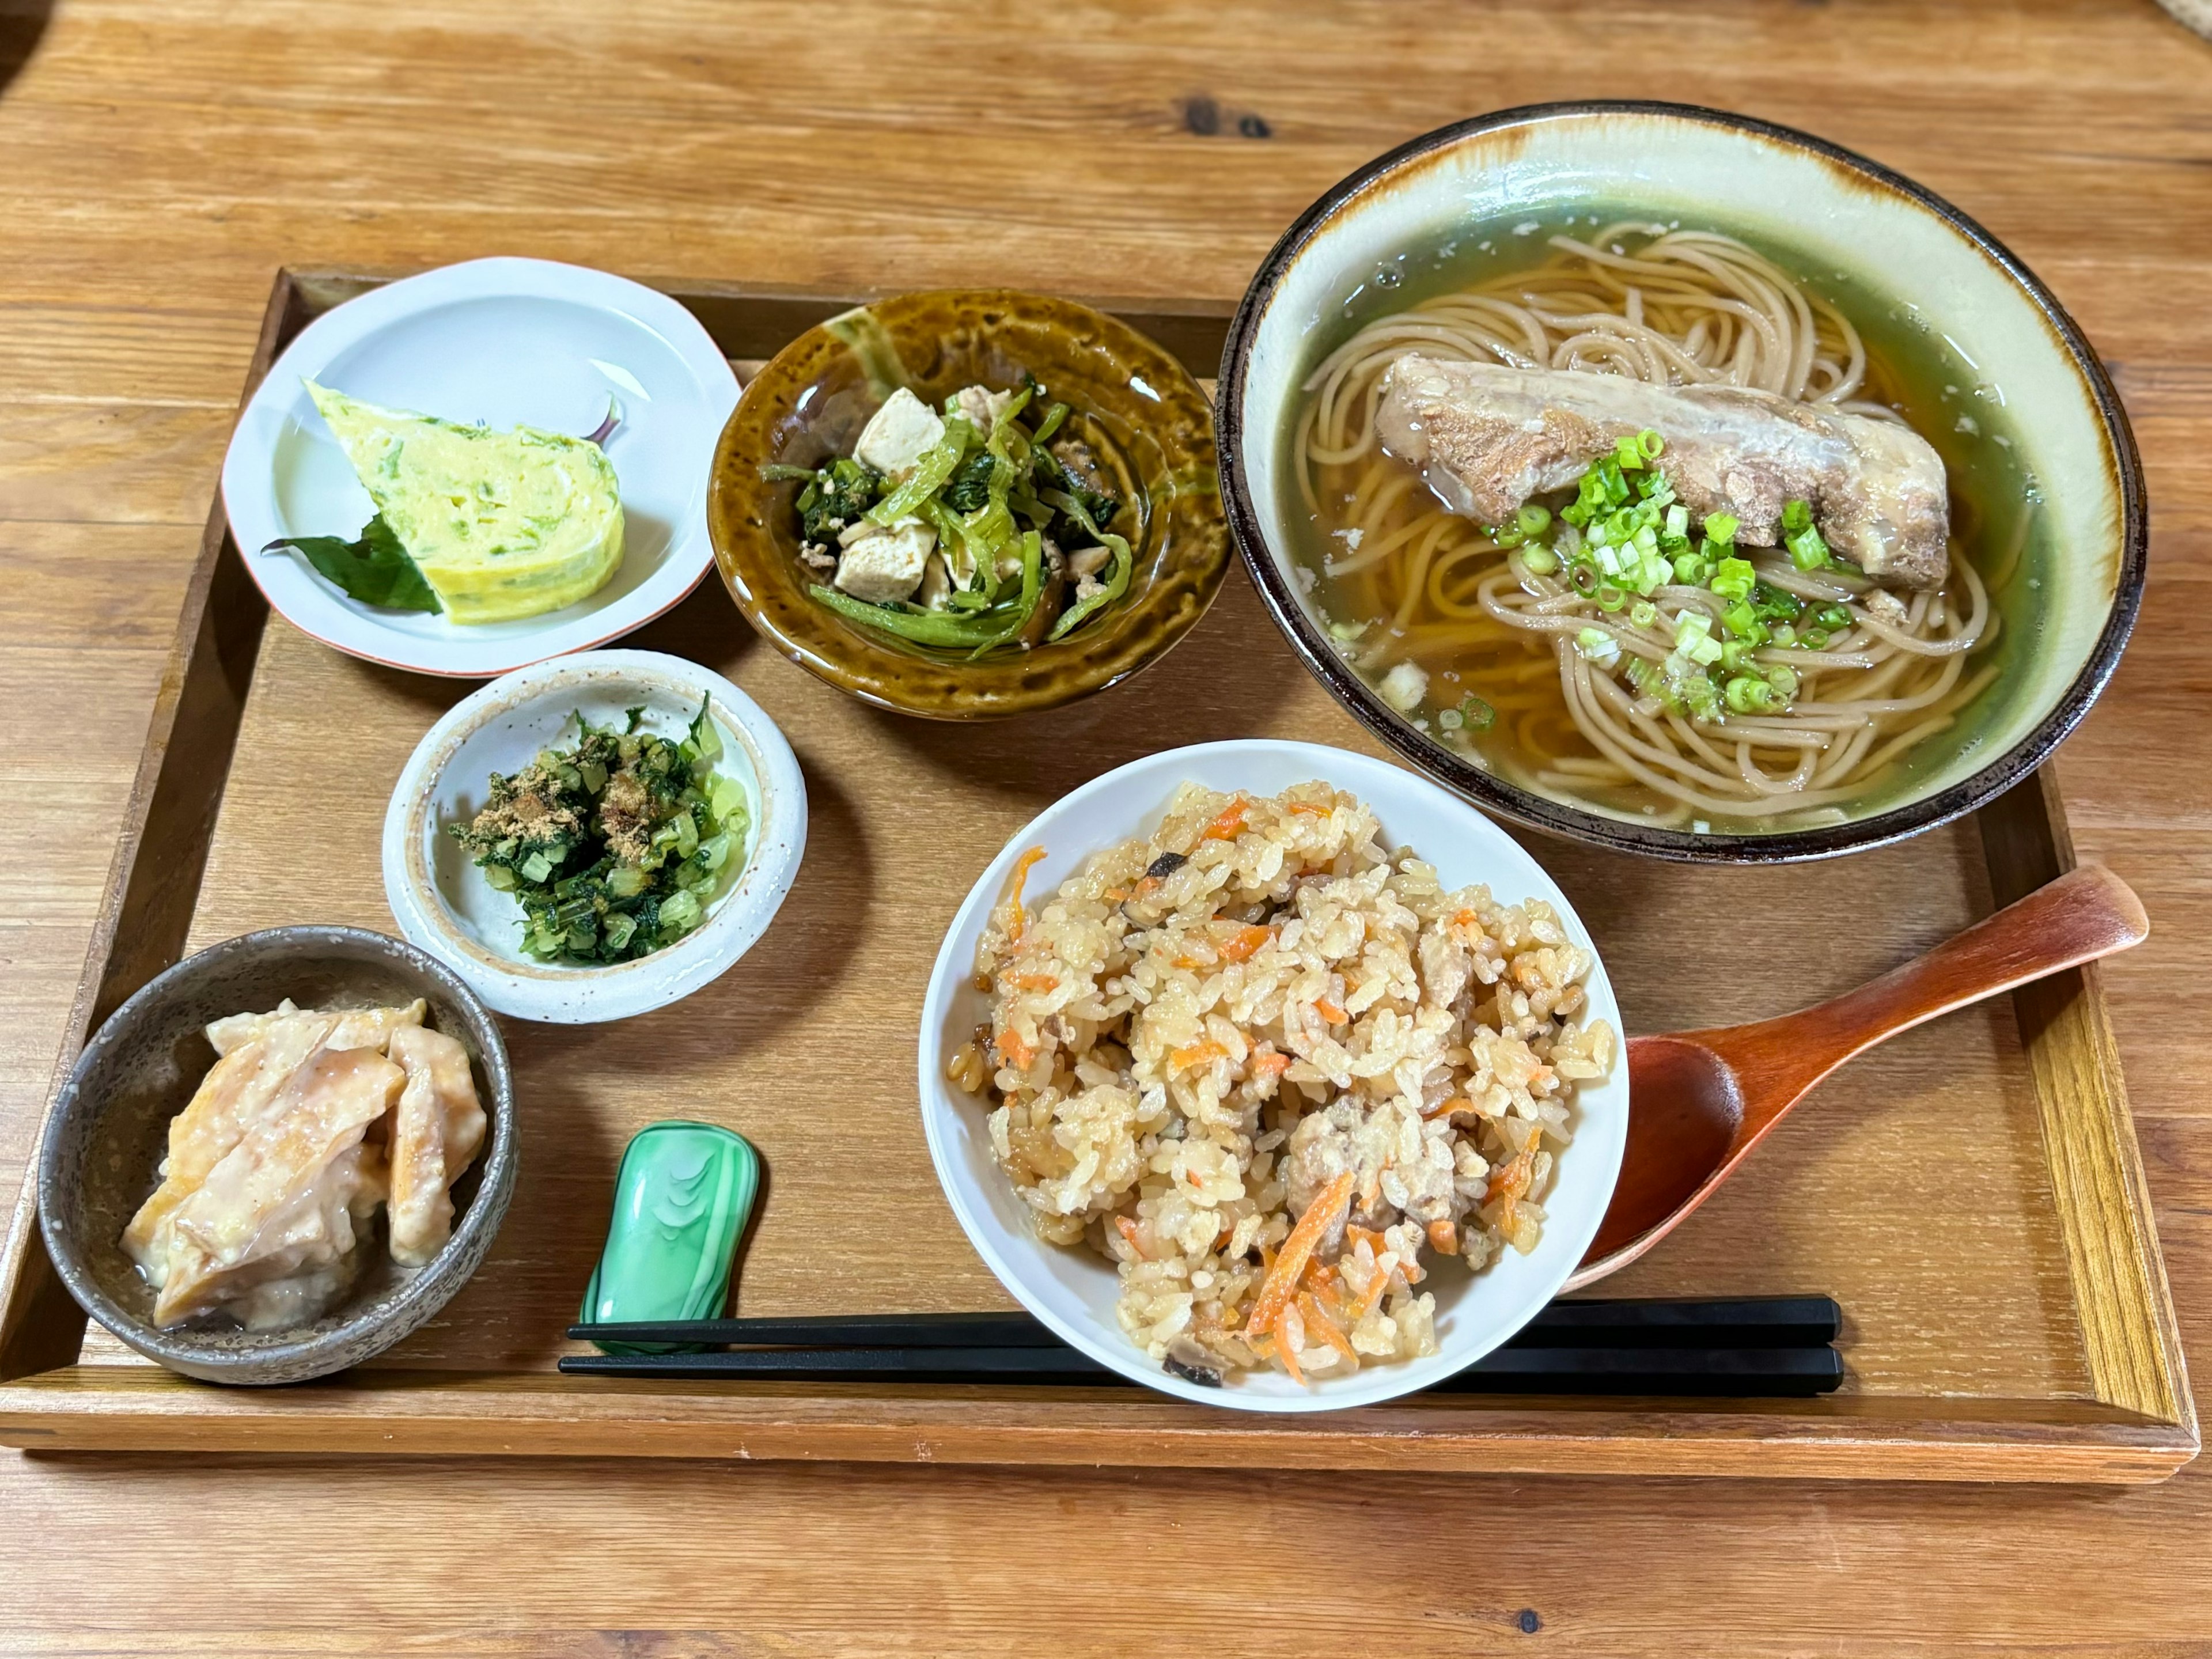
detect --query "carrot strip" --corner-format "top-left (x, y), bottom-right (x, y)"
top-left (1352, 1262), bottom-right (1393, 1320)
top-left (1287, 802), bottom-right (1329, 817)
top-left (1003, 846), bottom-right (1048, 943)
top-left (1313, 998), bottom-right (1347, 1025)
top-left (1421, 1096), bottom-right (1471, 1120)
top-left (1010, 972), bottom-right (1059, 992)
top-left (1249, 1050), bottom-right (1291, 1079)
top-left (1487, 1143), bottom-right (1539, 1205)
top-left (1427, 1218), bottom-right (1460, 1256)
top-left (1217, 923), bottom-right (1272, 963)
top-left (1168, 1040), bottom-right (1226, 1071)
top-left (1299, 1291), bottom-right (1359, 1366)
top-left (995, 1030), bottom-right (1035, 1070)
top-left (1276, 1327), bottom-right (1308, 1387)
top-left (1199, 800), bottom-right (1250, 841)
top-left (1115, 1215), bottom-right (1148, 1260)
top-left (1346, 1224), bottom-right (1387, 1257)
top-left (1243, 1171), bottom-right (1355, 1339)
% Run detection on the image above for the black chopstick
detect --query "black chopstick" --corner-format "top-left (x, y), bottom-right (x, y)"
top-left (566, 1294), bottom-right (1840, 1353)
top-left (556, 1343), bottom-right (1842, 1397)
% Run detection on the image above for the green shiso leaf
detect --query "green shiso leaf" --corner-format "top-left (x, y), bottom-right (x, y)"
top-left (262, 514), bottom-right (442, 613)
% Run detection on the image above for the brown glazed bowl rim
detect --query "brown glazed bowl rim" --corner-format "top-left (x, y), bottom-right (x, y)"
top-left (36, 925), bottom-right (517, 1384)
top-left (708, 287), bottom-right (1229, 721)
top-left (1215, 101), bottom-right (2149, 864)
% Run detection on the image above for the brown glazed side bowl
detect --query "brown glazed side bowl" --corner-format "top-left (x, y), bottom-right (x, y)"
top-left (709, 288), bottom-right (1228, 719)
top-left (37, 926), bottom-right (516, 1385)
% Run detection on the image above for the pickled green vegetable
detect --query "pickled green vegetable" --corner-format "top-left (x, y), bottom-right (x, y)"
top-left (446, 697), bottom-right (748, 965)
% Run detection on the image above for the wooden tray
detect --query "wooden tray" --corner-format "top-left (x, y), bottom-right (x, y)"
top-left (0, 271), bottom-right (2194, 1482)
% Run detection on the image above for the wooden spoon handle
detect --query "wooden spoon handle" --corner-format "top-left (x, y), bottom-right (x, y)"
top-left (1710, 863), bottom-right (2147, 1121)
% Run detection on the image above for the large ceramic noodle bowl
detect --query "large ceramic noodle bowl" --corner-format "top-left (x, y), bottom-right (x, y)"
top-left (1218, 103), bottom-right (2146, 862)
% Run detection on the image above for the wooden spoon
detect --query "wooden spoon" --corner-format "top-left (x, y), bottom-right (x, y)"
top-left (1566, 862), bottom-right (2148, 1290)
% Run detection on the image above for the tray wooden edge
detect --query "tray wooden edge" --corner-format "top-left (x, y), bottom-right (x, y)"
top-left (0, 264), bottom-right (2195, 1482)
top-left (1978, 772), bottom-right (2198, 1447)
top-left (0, 1366), bottom-right (2194, 1484)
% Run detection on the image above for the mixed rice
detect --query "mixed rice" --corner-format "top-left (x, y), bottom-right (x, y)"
top-left (950, 781), bottom-right (1615, 1387)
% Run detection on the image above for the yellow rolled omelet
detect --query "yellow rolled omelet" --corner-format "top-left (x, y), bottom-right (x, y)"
top-left (306, 381), bottom-right (624, 624)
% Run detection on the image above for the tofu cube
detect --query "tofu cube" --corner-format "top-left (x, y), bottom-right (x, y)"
top-left (953, 384), bottom-right (1014, 434)
top-left (832, 517), bottom-right (937, 605)
top-left (854, 387), bottom-right (945, 479)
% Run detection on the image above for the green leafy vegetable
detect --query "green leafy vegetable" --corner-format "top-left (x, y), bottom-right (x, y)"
top-left (262, 515), bottom-right (441, 613)
top-left (764, 456), bottom-right (888, 548)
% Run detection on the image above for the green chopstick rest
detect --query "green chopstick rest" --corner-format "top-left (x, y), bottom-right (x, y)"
top-left (581, 1121), bottom-right (759, 1354)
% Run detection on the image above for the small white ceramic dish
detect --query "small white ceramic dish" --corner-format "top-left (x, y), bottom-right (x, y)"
top-left (916, 739), bottom-right (1628, 1412)
top-left (224, 257), bottom-right (741, 679)
top-left (384, 649), bottom-right (806, 1023)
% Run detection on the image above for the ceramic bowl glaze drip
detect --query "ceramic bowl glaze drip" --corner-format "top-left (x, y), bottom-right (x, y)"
top-left (709, 288), bottom-right (1229, 719)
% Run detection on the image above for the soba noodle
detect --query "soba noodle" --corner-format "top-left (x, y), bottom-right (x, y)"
top-left (1294, 224), bottom-right (2004, 829)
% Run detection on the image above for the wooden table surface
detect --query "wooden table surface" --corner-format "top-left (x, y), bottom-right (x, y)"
top-left (4, 0), bottom-right (2210, 1649)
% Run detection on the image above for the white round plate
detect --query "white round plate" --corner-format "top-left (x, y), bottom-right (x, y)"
top-left (383, 650), bottom-right (806, 1024)
top-left (918, 739), bottom-right (1628, 1412)
top-left (223, 257), bottom-right (740, 678)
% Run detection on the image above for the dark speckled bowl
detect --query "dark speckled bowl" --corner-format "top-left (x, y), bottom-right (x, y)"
top-left (37, 926), bottom-right (515, 1385)
top-left (709, 289), bottom-right (1228, 719)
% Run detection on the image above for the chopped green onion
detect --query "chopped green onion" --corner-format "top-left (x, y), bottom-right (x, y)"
top-left (1596, 584), bottom-right (1627, 612)
top-left (1458, 693), bottom-right (1497, 730)
top-left (1702, 513), bottom-right (1739, 547)
top-left (1721, 639), bottom-right (1755, 673)
top-left (1770, 623), bottom-right (1798, 649)
top-left (1755, 586), bottom-right (1804, 622)
top-left (1724, 675), bottom-right (1776, 714)
top-left (1800, 627), bottom-right (1832, 650)
top-left (1781, 498), bottom-right (1815, 535)
top-left (1630, 600), bottom-right (1658, 628)
top-left (1614, 434), bottom-right (1645, 471)
top-left (1517, 503), bottom-right (1552, 537)
top-left (1638, 429), bottom-right (1665, 460)
top-left (1575, 626), bottom-right (1622, 665)
top-left (1664, 504), bottom-right (1689, 539)
top-left (1766, 665), bottom-right (1801, 700)
top-left (1722, 601), bottom-right (1768, 643)
top-left (1520, 544), bottom-right (1559, 577)
top-left (1493, 525), bottom-right (1527, 550)
top-left (1786, 525), bottom-right (1831, 570)
top-left (1710, 557), bottom-right (1756, 602)
top-left (1814, 603), bottom-right (1853, 631)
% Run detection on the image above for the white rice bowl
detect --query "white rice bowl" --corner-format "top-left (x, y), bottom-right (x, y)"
top-left (918, 739), bottom-right (1627, 1412)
